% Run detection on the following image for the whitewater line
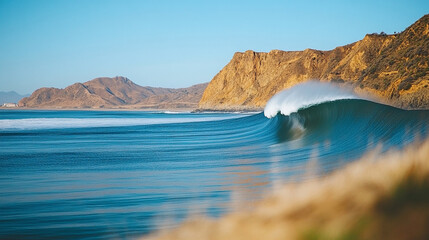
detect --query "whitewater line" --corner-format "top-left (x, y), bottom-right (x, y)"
top-left (0, 115), bottom-right (246, 130)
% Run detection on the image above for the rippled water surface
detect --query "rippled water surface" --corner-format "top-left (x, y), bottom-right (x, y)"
top-left (1, 101), bottom-right (428, 239)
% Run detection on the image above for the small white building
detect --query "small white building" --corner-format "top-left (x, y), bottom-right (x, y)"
top-left (2, 103), bottom-right (18, 108)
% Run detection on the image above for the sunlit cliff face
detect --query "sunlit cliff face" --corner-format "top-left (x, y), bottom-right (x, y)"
top-left (199, 15), bottom-right (429, 111)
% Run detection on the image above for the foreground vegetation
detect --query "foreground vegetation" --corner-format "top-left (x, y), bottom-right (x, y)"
top-left (146, 139), bottom-right (429, 240)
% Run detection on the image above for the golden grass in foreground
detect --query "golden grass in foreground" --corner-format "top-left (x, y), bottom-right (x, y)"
top-left (145, 140), bottom-right (429, 240)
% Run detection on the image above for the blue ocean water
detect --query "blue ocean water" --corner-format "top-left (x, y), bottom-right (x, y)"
top-left (1, 98), bottom-right (428, 239)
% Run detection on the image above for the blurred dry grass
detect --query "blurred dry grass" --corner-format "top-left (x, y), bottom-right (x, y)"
top-left (145, 139), bottom-right (429, 240)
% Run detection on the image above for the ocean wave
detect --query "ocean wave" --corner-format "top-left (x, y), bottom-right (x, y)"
top-left (1, 96), bottom-right (428, 240)
top-left (0, 115), bottom-right (245, 130)
top-left (264, 81), bottom-right (358, 118)
top-left (265, 98), bottom-right (429, 144)
top-left (163, 111), bottom-right (191, 114)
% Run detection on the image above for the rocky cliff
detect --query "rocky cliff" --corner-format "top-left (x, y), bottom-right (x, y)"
top-left (199, 14), bottom-right (429, 110)
top-left (19, 76), bottom-right (208, 109)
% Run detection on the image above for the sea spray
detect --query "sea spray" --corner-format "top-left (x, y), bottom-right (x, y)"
top-left (0, 102), bottom-right (428, 239)
top-left (264, 81), bottom-right (358, 118)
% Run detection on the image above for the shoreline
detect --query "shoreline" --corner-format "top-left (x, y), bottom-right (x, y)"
top-left (0, 106), bottom-right (264, 114)
top-left (0, 107), bottom-right (196, 112)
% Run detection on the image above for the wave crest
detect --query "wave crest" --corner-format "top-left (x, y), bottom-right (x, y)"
top-left (264, 81), bottom-right (358, 118)
top-left (0, 115), bottom-right (245, 130)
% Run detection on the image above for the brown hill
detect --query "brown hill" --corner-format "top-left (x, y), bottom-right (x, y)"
top-left (199, 14), bottom-right (429, 111)
top-left (19, 76), bottom-right (208, 109)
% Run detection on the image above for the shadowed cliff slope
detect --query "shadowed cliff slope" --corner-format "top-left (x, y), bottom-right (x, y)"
top-left (199, 14), bottom-right (429, 110)
top-left (19, 76), bottom-right (208, 109)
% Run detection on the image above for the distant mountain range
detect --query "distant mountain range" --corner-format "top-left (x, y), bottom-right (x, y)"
top-left (15, 15), bottom-right (429, 111)
top-left (19, 76), bottom-right (208, 109)
top-left (0, 91), bottom-right (29, 105)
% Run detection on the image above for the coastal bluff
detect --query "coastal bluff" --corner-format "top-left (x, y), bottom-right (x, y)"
top-left (19, 76), bottom-right (208, 109)
top-left (199, 14), bottom-right (429, 111)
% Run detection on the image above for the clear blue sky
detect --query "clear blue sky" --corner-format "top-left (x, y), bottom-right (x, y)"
top-left (0, 0), bottom-right (428, 94)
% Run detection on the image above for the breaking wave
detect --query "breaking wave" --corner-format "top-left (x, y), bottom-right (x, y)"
top-left (259, 81), bottom-right (429, 146)
top-left (1, 84), bottom-right (429, 239)
top-left (264, 81), bottom-right (358, 118)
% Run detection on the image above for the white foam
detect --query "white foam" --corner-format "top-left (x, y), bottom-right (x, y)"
top-left (0, 115), bottom-right (244, 130)
top-left (264, 81), bottom-right (358, 118)
top-left (163, 111), bottom-right (191, 114)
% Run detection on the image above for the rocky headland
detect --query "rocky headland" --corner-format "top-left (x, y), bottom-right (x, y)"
top-left (199, 14), bottom-right (429, 111)
top-left (19, 76), bottom-right (208, 110)
top-left (19, 15), bottom-right (429, 111)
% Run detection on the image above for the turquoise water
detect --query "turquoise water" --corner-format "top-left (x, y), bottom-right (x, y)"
top-left (0, 99), bottom-right (428, 239)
